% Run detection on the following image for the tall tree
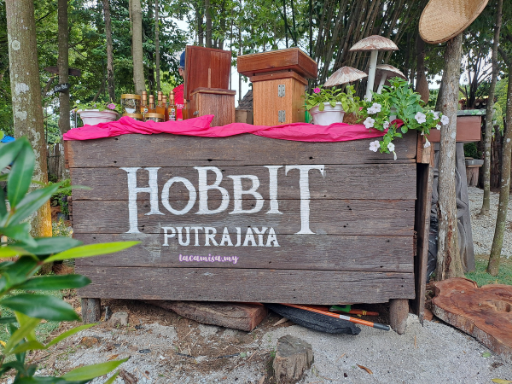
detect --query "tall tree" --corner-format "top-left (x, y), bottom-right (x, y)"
top-left (131, 0), bottom-right (145, 94)
top-left (155, 0), bottom-right (161, 92)
top-left (103, 0), bottom-right (115, 101)
top-left (488, 35), bottom-right (512, 276)
top-left (436, 33), bottom-right (465, 280)
top-left (481, 0), bottom-right (503, 215)
top-left (5, 0), bottom-right (51, 238)
top-left (205, 0), bottom-right (212, 47)
top-left (57, 0), bottom-right (70, 135)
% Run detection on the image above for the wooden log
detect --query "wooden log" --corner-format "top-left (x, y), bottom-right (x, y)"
top-left (466, 166), bottom-right (480, 187)
top-left (76, 267), bottom-right (415, 304)
top-left (147, 301), bottom-right (267, 332)
top-left (64, 132), bottom-right (417, 169)
top-left (389, 299), bottom-right (409, 334)
top-left (273, 335), bottom-right (314, 384)
top-left (432, 278), bottom-right (512, 362)
top-left (74, 233), bottom-right (415, 272)
top-left (81, 298), bottom-right (101, 323)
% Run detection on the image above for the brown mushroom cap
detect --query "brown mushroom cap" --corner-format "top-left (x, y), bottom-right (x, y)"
top-left (324, 66), bottom-right (368, 87)
top-left (349, 35), bottom-right (398, 51)
top-left (375, 64), bottom-right (406, 79)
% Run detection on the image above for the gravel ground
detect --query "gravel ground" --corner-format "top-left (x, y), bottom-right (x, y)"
top-left (468, 186), bottom-right (512, 257)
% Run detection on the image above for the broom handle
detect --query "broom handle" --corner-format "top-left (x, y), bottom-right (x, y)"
top-left (283, 303), bottom-right (390, 331)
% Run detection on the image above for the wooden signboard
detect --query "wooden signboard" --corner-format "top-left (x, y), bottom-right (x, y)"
top-left (66, 131), bottom-right (425, 311)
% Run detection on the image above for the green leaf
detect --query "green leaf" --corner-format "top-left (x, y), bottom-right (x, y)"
top-left (0, 223), bottom-right (37, 247)
top-left (62, 358), bottom-right (129, 381)
top-left (7, 184), bottom-right (60, 225)
top-left (0, 317), bottom-right (17, 324)
top-left (46, 323), bottom-right (97, 348)
top-left (0, 246), bottom-right (34, 259)
top-left (45, 241), bottom-right (140, 263)
top-left (482, 351), bottom-right (491, 358)
top-left (11, 340), bottom-right (46, 354)
top-left (18, 237), bottom-right (83, 255)
top-left (3, 316), bottom-right (40, 353)
top-left (15, 377), bottom-right (89, 384)
top-left (318, 103), bottom-right (324, 112)
top-left (103, 371), bottom-right (120, 384)
top-left (8, 138), bottom-right (35, 207)
top-left (0, 187), bottom-right (7, 219)
top-left (17, 275), bottom-right (91, 291)
top-left (0, 138), bottom-right (24, 172)
top-left (0, 294), bottom-right (80, 321)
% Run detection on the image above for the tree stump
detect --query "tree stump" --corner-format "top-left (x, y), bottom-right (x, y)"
top-left (81, 298), bottom-right (101, 323)
top-left (273, 335), bottom-right (314, 384)
top-left (432, 278), bottom-right (512, 362)
top-left (389, 299), bottom-right (409, 335)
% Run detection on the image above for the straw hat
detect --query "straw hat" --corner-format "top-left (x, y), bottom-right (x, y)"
top-left (419, 0), bottom-right (489, 44)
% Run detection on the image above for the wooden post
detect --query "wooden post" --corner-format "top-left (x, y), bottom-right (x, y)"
top-left (82, 298), bottom-right (101, 323)
top-left (389, 299), bottom-right (409, 335)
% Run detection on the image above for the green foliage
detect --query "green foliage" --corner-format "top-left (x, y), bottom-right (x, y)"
top-left (75, 100), bottom-right (120, 115)
top-left (305, 85), bottom-right (361, 114)
top-left (464, 142), bottom-right (481, 159)
top-left (465, 256), bottom-right (512, 287)
top-left (0, 137), bottom-right (139, 382)
top-left (358, 77), bottom-right (446, 157)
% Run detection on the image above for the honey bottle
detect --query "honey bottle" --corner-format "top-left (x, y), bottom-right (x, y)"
top-left (140, 91), bottom-right (148, 118)
top-left (156, 91), bottom-right (166, 117)
top-left (148, 94), bottom-right (156, 114)
top-left (162, 95), bottom-right (169, 121)
top-left (168, 90), bottom-right (176, 121)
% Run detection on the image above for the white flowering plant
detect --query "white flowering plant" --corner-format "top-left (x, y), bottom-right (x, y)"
top-left (358, 77), bottom-right (448, 159)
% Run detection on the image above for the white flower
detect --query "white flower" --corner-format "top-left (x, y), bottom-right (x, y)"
top-left (431, 111), bottom-right (440, 120)
top-left (363, 117), bottom-right (375, 129)
top-left (367, 107), bottom-right (377, 114)
top-left (415, 112), bottom-right (427, 124)
top-left (424, 138), bottom-right (431, 148)
top-left (383, 121), bottom-right (390, 129)
top-left (436, 124), bottom-right (441, 130)
top-left (387, 142), bottom-right (395, 152)
top-left (369, 140), bottom-right (380, 152)
top-left (441, 115), bottom-right (449, 125)
top-left (76, 100), bottom-right (80, 104)
top-left (371, 103), bottom-right (382, 113)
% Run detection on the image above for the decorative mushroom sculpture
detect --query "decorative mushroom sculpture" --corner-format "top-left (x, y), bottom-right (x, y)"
top-left (374, 64), bottom-right (406, 93)
top-left (349, 35), bottom-right (398, 101)
top-left (323, 66), bottom-right (367, 88)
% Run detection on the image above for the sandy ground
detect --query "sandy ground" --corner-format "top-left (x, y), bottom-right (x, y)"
top-left (3, 188), bottom-right (512, 384)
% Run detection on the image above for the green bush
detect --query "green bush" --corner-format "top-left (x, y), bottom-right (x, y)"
top-left (0, 137), bottom-right (139, 383)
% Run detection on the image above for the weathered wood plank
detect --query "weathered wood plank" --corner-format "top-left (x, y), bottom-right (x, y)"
top-left (72, 199), bottom-right (415, 236)
top-left (74, 233), bottom-right (414, 272)
top-left (77, 266), bottom-right (415, 304)
top-left (70, 164), bottom-right (417, 201)
top-left (65, 132), bottom-right (417, 168)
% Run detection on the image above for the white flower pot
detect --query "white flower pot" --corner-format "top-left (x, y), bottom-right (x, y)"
top-left (78, 109), bottom-right (118, 126)
top-left (309, 102), bottom-right (345, 125)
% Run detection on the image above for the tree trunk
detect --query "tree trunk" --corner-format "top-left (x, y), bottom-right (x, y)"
top-left (487, 60), bottom-right (512, 276)
top-left (57, 0), bottom-right (70, 135)
top-left (436, 33), bottom-right (464, 280)
top-left (131, 0), bottom-right (145, 94)
top-left (205, 0), bottom-right (212, 48)
top-left (481, 0), bottom-right (503, 216)
top-left (5, 0), bottom-right (51, 239)
top-left (103, 0), bottom-right (115, 101)
top-left (197, 0), bottom-right (204, 46)
top-left (155, 0), bottom-right (160, 92)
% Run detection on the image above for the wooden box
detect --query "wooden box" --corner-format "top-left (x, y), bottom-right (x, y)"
top-left (189, 87), bottom-right (235, 127)
top-left (65, 130), bottom-right (433, 328)
top-left (238, 49), bottom-right (317, 126)
top-left (184, 45), bottom-right (231, 102)
top-left (237, 48), bottom-right (317, 79)
top-left (426, 116), bottom-right (482, 143)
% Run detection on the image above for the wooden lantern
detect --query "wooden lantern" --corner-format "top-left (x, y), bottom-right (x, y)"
top-left (237, 48), bottom-right (318, 126)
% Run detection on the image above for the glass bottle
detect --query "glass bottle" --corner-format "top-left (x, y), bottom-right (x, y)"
top-left (140, 91), bottom-right (148, 118)
top-left (162, 95), bottom-right (169, 121)
top-left (148, 95), bottom-right (156, 114)
top-left (168, 90), bottom-right (176, 121)
top-left (156, 91), bottom-right (166, 117)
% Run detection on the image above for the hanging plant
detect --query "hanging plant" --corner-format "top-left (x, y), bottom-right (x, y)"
top-left (358, 77), bottom-right (448, 159)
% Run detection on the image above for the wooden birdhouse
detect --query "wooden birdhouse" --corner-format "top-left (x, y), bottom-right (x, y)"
top-left (237, 48), bottom-right (318, 126)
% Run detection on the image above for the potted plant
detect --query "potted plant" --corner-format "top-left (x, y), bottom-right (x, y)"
top-left (75, 99), bottom-right (120, 126)
top-left (358, 77), bottom-right (449, 159)
top-left (305, 85), bottom-right (361, 125)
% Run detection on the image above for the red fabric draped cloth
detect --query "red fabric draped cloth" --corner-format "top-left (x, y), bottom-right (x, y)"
top-left (63, 115), bottom-right (394, 143)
